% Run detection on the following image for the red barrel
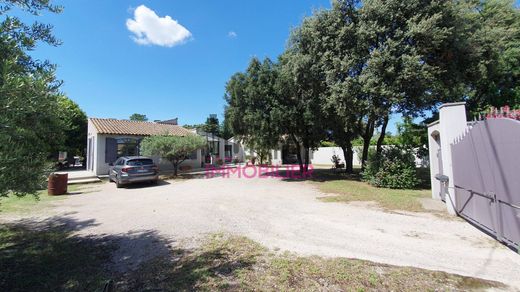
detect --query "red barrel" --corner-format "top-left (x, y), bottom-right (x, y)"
top-left (48, 173), bottom-right (68, 195)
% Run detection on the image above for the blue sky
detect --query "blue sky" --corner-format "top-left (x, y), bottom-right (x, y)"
top-left (23, 0), bottom-right (342, 127)
top-left (26, 0), bottom-right (516, 133)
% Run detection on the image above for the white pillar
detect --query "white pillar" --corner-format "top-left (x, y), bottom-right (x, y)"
top-left (427, 122), bottom-right (441, 200)
top-left (438, 102), bottom-right (468, 215)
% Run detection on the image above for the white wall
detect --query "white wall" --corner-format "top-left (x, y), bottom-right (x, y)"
top-left (227, 137), bottom-right (246, 162)
top-left (310, 147), bottom-right (362, 166)
top-left (86, 119), bottom-right (97, 173)
top-left (427, 102), bottom-right (469, 215)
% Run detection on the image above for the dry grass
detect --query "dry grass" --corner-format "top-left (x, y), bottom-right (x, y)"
top-left (0, 224), bottom-right (503, 291)
top-left (118, 234), bottom-right (503, 291)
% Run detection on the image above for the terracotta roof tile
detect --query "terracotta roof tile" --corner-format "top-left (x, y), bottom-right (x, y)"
top-left (89, 118), bottom-right (194, 136)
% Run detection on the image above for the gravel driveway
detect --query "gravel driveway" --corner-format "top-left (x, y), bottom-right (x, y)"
top-left (8, 173), bottom-right (520, 288)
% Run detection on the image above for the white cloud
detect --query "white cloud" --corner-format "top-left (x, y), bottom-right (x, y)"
top-left (126, 5), bottom-right (192, 47)
top-left (228, 31), bottom-right (237, 38)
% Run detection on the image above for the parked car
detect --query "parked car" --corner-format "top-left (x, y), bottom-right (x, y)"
top-left (108, 156), bottom-right (159, 188)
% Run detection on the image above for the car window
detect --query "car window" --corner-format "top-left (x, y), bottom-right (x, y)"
top-left (126, 159), bottom-right (154, 166)
top-left (116, 158), bottom-right (124, 166)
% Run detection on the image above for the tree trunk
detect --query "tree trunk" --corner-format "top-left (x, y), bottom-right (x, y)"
top-left (304, 147), bottom-right (310, 173)
top-left (291, 135), bottom-right (304, 174)
top-left (341, 142), bottom-right (354, 174)
top-left (173, 162), bottom-right (178, 176)
top-left (376, 115), bottom-right (389, 155)
top-left (361, 119), bottom-right (375, 170)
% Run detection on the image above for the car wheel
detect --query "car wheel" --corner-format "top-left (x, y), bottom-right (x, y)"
top-left (116, 177), bottom-right (123, 188)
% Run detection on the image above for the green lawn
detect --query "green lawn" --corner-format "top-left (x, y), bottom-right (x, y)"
top-left (317, 179), bottom-right (431, 212)
top-left (303, 169), bottom-right (431, 212)
top-left (0, 184), bottom-right (101, 214)
top-left (0, 191), bottom-right (66, 214)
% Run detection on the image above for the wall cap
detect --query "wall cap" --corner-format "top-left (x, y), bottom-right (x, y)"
top-left (438, 102), bottom-right (466, 109)
top-left (427, 120), bottom-right (440, 127)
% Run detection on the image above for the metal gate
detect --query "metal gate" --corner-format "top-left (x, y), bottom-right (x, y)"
top-left (451, 118), bottom-right (520, 250)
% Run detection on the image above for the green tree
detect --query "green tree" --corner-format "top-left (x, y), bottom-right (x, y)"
top-left (461, 0), bottom-right (520, 112)
top-left (0, 0), bottom-right (64, 197)
top-left (140, 135), bottom-right (206, 176)
top-left (225, 58), bottom-right (281, 164)
top-left (276, 27), bottom-right (329, 173)
top-left (300, 0), bottom-right (363, 173)
top-left (356, 0), bottom-right (470, 166)
top-left (219, 116), bottom-right (234, 140)
top-left (203, 114), bottom-right (220, 136)
top-left (129, 113), bottom-right (148, 121)
top-left (57, 96), bottom-right (87, 156)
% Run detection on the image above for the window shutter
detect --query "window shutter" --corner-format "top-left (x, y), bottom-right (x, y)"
top-left (105, 138), bottom-right (117, 163)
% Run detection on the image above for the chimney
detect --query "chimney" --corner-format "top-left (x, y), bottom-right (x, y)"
top-left (157, 118), bottom-right (178, 125)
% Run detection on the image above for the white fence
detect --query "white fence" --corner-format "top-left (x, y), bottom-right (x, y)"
top-left (311, 147), bottom-right (362, 166)
top-left (310, 146), bottom-right (427, 167)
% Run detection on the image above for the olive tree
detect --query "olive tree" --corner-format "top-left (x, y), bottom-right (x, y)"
top-left (140, 135), bottom-right (206, 176)
top-left (0, 0), bottom-right (64, 197)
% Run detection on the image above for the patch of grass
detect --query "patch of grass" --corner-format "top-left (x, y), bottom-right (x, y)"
top-left (120, 234), bottom-right (503, 291)
top-left (0, 183), bottom-right (102, 214)
top-left (0, 222), bottom-right (115, 292)
top-left (0, 191), bottom-right (65, 214)
top-left (317, 178), bottom-right (431, 212)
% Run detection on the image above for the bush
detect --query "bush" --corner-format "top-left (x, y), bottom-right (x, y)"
top-left (362, 147), bottom-right (419, 189)
top-left (320, 140), bottom-right (337, 147)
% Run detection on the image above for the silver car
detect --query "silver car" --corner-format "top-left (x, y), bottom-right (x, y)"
top-left (108, 156), bottom-right (159, 188)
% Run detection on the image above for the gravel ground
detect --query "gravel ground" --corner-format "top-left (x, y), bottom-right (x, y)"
top-left (4, 173), bottom-right (520, 288)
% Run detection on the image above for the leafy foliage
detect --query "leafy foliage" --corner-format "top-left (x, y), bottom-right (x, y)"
top-left (461, 0), bottom-right (520, 113)
top-left (225, 58), bottom-right (281, 164)
top-left (129, 113), bottom-right (148, 121)
top-left (362, 147), bottom-right (419, 189)
top-left (203, 114), bottom-right (220, 136)
top-left (0, 0), bottom-right (64, 197)
top-left (57, 96), bottom-right (87, 156)
top-left (140, 134), bottom-right (206, 176)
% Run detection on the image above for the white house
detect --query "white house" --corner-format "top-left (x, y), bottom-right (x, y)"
top-left (87, 118), bottom-right (203, 175)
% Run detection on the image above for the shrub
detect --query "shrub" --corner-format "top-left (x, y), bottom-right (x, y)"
top-left (216, 158), bottom-right (224, 166)
top-left (320, 140), bottom-right (337, 147)
top-left (362, 147), bottom-right (419, 189)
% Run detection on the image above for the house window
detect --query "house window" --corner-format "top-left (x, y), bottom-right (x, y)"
top-left (188, 150), bottom-right (198, 160)
top-left (209, 140), bottom-right (219, 156)
top-left (116, 138), bottom-right (140, 157)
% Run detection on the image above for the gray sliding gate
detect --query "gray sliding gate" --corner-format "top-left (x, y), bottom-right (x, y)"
top-left (451, 118), bottom-right (520, 250)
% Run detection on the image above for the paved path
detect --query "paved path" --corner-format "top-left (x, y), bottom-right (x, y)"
top-left (6, 174), bottom-right (520, 288)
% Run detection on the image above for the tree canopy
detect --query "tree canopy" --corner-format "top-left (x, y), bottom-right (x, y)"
top-left (223, 0), bottom-right (520, 174)
top-left (129, 113), bottom-right (148, 121)
top-left (0, 0), bottom-right (68, 197)
top-left (140, 134), bottom-right (206, 176)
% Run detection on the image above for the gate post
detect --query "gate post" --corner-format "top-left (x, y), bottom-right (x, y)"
top-left (438, 102), bottom-right (468, 215)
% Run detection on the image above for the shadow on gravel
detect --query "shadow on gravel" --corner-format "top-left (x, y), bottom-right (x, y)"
top-left (119, 179), bottom-right (171, 189)
top-left (0, 215), bottom-right (257, 291)
top-left (261, 168), bottom-right (362, 183)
